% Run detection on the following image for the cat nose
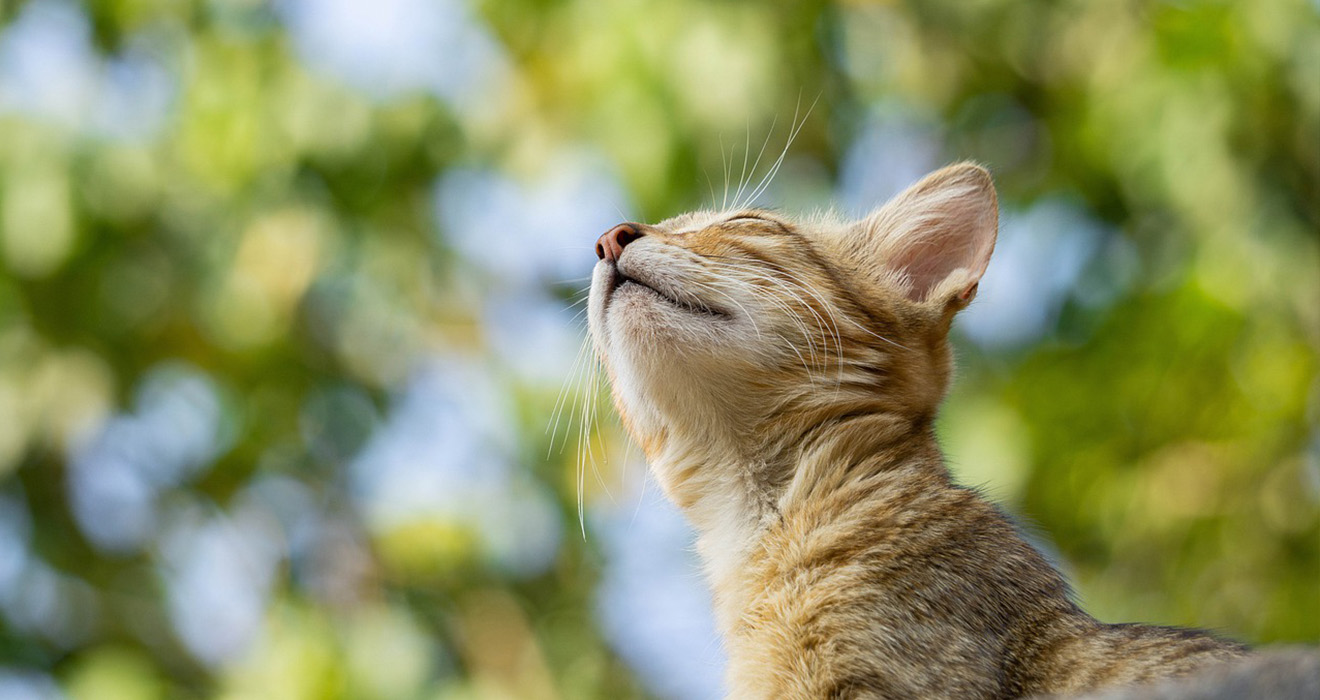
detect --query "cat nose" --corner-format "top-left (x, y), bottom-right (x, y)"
top-left (596, 223), bottom-right (643, 262)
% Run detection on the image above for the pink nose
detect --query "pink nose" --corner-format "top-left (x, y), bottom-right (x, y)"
top-left (596, 223), bottom-right (643, 262)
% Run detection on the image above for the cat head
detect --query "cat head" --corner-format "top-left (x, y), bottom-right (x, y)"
top-left (587, 163), bottom-right (997, 506)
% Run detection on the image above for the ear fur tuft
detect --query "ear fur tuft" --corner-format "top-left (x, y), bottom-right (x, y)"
top-left (857, 162), bottom-right (999, 307)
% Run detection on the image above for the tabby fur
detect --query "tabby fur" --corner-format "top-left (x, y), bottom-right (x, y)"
top-left (587, 164), bottom-right (1250, 698)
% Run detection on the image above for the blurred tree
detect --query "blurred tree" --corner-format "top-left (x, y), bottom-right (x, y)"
top-left (0, 0), bottom-right (1315, 698)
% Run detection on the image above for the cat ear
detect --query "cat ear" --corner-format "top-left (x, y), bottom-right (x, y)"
top-left (856, 163), bottom-right (998, 307)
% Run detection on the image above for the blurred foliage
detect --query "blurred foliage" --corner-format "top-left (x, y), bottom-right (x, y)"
top-left (0, 0), bottom-right (1316, 698)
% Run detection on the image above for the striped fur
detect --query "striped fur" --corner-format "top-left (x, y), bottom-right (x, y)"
top-left (587, 164), bottom-right (1249, 698)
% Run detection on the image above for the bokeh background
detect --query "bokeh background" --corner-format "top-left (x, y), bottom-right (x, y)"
top-left (0, 0), bottom-right (1316, 697)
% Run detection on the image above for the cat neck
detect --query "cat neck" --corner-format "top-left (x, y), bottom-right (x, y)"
top-left (670, 409), bottom-right (945, 632)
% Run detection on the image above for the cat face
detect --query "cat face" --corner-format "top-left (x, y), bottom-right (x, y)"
top-left (588, 163), bottom-right (998, 501)
top-left (588, 210), bottom-right (852, 448)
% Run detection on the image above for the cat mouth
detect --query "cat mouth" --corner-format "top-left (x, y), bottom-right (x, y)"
top-left (605, 266), bottom-right (726, 318)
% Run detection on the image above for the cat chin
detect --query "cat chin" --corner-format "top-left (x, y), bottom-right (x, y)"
top-left (615, 278), bottom-right (725, 318)
top-left (597, 256), bottom-right (726, 319)
top-left (590, 259), bottom-right (737, 353)
top-left (588, 256), bottom-right (793, 452)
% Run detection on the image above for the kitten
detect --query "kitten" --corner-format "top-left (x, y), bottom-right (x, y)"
top-left (587, 163), bottom-right (1261, 698)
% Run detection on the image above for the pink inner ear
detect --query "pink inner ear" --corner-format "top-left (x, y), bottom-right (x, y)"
top-left (885, 211), bottom-right (996, 302)
top-left (875, 165), bottom-right (999, 303)
top-left (891, 239), bottom-right (972, 301)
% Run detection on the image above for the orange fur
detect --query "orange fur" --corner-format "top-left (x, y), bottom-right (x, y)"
top-left (587, 164), bottom-right (1254, 698)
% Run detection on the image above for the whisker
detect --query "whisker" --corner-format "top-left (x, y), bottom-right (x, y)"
top-left (629, 458), bottom-right (648, 529)
top-left (737, 258), bottom-right (848, 370)
top-left (689, 278), bottom-right (763, 341)
top-left (588, 364), bottom-right (614, 504)
top-left (736, 119), bottom-right (752, 210)
top-left (706, 255), bottom-right (843, 348)
top-left (704, 165), bottom-right (718, 210)
top-left (565, 306), bottom-right (591, 327)
top-left (719, 252), bottom-right (911, 354)
top-left (699, 259), bottom-right (831, 379)
top-left (720, 133), bottom-right (731, 211)
top-left (576, 356), bottom-right (594, 538)
top-left (732, 276), bottom-right (824, 370)
top-left (703, 258), bottom-right (836, 360)
top-left (742, 95), bottom-right (817, 209)
top-left (733, 114), bottom-right (780, 212)
top-left (548, 329), bottom-right (592, 451)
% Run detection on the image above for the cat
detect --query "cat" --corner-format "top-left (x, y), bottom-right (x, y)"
top-left (586, 163), bottom-right (1277, 698)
